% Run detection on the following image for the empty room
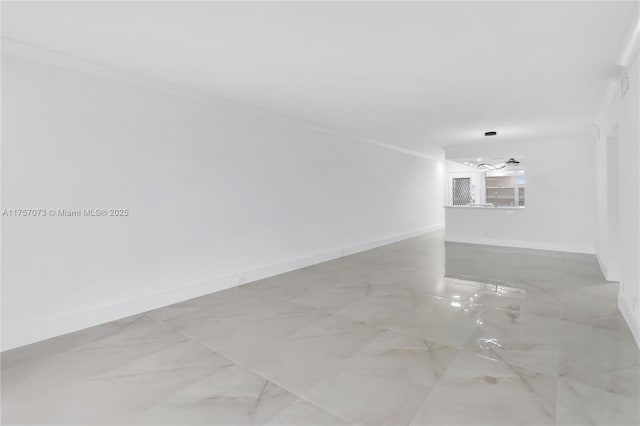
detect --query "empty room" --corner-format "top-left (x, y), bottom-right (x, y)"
top-left (1, 1), bottom-right (639, 425)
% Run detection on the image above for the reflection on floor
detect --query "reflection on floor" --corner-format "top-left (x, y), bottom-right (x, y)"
top-left (2, 230), bottom-right (639, 425)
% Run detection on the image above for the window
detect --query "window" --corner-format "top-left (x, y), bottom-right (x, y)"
top-left (452, 177), bottom-right (472, 205)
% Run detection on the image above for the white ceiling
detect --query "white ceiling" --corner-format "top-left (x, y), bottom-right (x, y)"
top-left (1, 1), bottom-right (635, 154)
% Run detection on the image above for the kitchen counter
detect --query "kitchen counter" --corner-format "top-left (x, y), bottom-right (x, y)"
top-left (444, 205), bottom-right (525, 210)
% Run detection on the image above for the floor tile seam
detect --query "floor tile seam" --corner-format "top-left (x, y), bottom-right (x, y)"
top-left (100, 364), bottom-right (244, 418)
top-left (61, 335), bottom-right (195, 362)
top-left (328, 306), bottom-right (426, 330)
top-left (46, 314), bottom-right (182, 354)
top-left (297, 376), bottom-right (397, 426)
top-left (282, 289), bottom-right (380, 316)
top-left (555, 317), bottom-right (635, 338)
top-left (556, 375), bottom-right (640, 403)
top-left (142, 301), bottom-right (249, 325)
top-left (477, 336), bottom-right (562, 372)
top-left (167, 320), bottom-right (361, 426)
top-left (420, 347), bottom-right (560, 423)
top-left (35, 348), bottom-right (242, 422)
top-left (150, 300), bottom-right (331, 331)
top-left (219, 350), bottom-right (359, 426)
top-left (143, 314), bottom-right (258, 371)
top-left (0, 339), bottom-right (201, 401)
top-left (270, 296), bottom-right (377, 327)
top-left (479, 348), bottom-right (560, 378)
top-left (296, 330), bottom-right (463, 426)
top-left (261, 394), bottom-right (356, 426)
top-left (115, 325), bottom-right (265, 397)
top-left (278, 293), bottom-right (372, 315)
top-left (142, 312), bottom-right (219, 342)
top-left (153, 292), bottom-right (385, 352)
top-left (498, 351), bottom-right (558, 421)
top-left (404, 351), bottom-right (459, 426)
top-left (380, 324), bottom-right (474, 352)
top-left (555, 375), bottom-right (561, 426)
top-left (305, 308), bottom-right (396, 334)
top-left (558, 367), bottom-right (640, 392)
top-left (158, 326), bottom-right (313, 401)
top-left (461, 329), bottom-right (561, 378)
top-left (477, 305), bottom-right (578, 328)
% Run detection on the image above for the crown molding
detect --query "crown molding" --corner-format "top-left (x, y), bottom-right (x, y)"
top-left (1, 37), bottom-right (441, 162)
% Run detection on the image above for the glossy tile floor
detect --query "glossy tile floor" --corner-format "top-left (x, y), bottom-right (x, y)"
top-left (2, 231), bottom-right (639, 425)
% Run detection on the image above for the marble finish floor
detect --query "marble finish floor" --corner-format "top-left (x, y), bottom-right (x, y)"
top-left (2, 231), bottom-right (639, 425)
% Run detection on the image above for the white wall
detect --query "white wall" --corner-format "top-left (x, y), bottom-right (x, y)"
top-left (619, 53), bottom-right (640, 347)
top-left (598, 50), bottom-right (640, 347)
top-left (444, 136), bottom-right (596, 253)
top-left (595, 131), bottom-right (621, 282)
top-left (605, 137), bottom-right (620, 278)
top-left (1, 53), bottom-right (445, 350)
top-left (618, 52), bottom-right (639, 340)
top-left (594, 4), bottom-right (640, 347)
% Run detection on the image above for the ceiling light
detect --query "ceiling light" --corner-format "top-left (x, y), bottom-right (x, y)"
top-left (472, 157), bottom-right (520, 171)
top-left (476, 162), bottom-right (505, 171)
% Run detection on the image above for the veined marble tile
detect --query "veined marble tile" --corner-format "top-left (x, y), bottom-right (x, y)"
top-left (145, 288), bottom-right (244, 322)
top-left (3, 235), bottom-right (635, 426)
top-left (237, 314), bottom-right (382, 395)
top-left (467, 282), bottom-right (564, 320)
top-left (1, 313), bottom-right (147, 371)
top-left (288, 280), bottom-right (377, 312)
top-left (385, 294), bottom-right (479, 349)
top-left (166, 294), bottom-right (328, 365)
top-left (1, 315), bottom-right (190, 407)
top-left (471, 282), bottom-right (528, 309)
top-left (464, 308), bottom-right (562, 376)
top-left (509, 265), bottom-right (564, 283)
top-left (265, 399), bottom-right (350, 426)
top-left (556, 377), bottom-right (640, 426)
top-left (127, 363), bottom-right (297, 425)
top-left (562, 258), bottom-right (605, 281)
top-left (559, 320), bottom-right (639, 398)
top-left (375, 251), bottom-right (445, 272)
top-left (410, 350), bottom-right (556, 426)
top-left (444, 258), bottom-right (487, 281)
top-left (2, 339), bottom-right (232, 425)
top-left (507, 277), bottom-right (562, 296)
top-left (560, 283), bottom-right (627, 333)
top-left (304, 330), bottom-right (457, 426)
top-left (305, 256), bottom-right (416, 287)
top-left (238, 268), bottom-right (337, 300)
top-left (392, 273), bottom-right (483, 301)
top-left (331, 286), bottom-right (429, 328)
top-left (446, 250), bottom-right (522, 282)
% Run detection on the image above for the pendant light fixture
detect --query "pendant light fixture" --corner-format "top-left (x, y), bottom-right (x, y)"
top-left (462, 131), bottom-right (520, 170)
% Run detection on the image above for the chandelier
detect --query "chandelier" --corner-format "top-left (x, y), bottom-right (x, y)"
top-left (464, 158), bottom-right (520, 171)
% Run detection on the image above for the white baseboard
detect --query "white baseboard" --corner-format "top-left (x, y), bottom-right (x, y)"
top-left (1, 224), bottom-right (444, 351)
top-left (596, 252), bottom-right (621, 282)
top-left (444, 235), bottom-right (595, 254)
top-left (618, 293), bottom-right (640, 350)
